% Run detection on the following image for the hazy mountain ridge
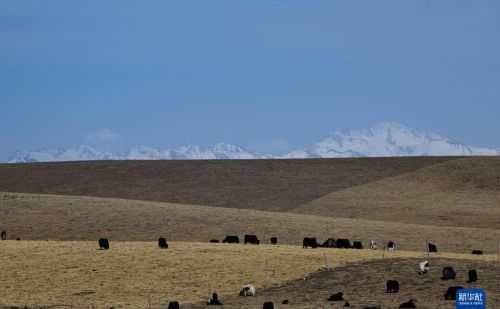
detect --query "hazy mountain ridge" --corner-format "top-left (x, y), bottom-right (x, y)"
top-left (8, 123), bottom-right (499, 163)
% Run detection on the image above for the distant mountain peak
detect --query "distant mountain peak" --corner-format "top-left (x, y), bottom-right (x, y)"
top-left (7, 123), bottom-right (500, 163)
top-left (289, 122), bottom-right (499, 158)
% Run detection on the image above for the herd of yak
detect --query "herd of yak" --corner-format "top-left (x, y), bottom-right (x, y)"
top-left (1, 230), bottom-right (487, 308)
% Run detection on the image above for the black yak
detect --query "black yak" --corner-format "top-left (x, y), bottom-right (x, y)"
top-left (244, 234), bottom-right (260, 245)
top-left (158, 237), bottom-right (168, 249)
top-left (386, 280), bottom-right (399, 293)
top-left (302, 237), bottom-right (318, 248)
top-left (98, 238), bottom-right (109, 250)
top-left (222, 236), bottom-right (240, 244)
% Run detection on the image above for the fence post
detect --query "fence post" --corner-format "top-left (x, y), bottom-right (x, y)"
top-left (426, 240), bottom-right (429, 258)
top-left (323, 252), bottom-right (329, 270)
top-left (265, 260), bottom-right (269, 288)
top-left (497, 241), bottom-right (499, 263)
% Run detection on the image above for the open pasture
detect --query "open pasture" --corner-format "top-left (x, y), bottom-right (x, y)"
top-left (0, 157), bottom-right (499, 308)
top-left (0, 241), bottom-right (497, 308)
top-left (1, 192), bottom-right (500, 254)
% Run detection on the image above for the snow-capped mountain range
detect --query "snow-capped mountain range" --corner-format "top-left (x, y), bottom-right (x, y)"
top-left (7, 123), bottom-right (500, 163)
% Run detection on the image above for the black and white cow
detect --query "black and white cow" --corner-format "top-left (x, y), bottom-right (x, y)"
top-left (369, 240), bottom-right (377, 250)
top-left (387, 241), bottom-right (396, 251)
top-left (239, 284), bottom-right (256, 296)
top-left (419, 260), bottom-right (430, 275)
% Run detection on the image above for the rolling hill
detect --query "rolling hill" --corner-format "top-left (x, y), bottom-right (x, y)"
top-left (0, 156), bottom-right (453, 212)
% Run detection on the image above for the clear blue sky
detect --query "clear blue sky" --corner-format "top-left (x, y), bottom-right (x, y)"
top-left (1, 1), bottom-right (500, 159)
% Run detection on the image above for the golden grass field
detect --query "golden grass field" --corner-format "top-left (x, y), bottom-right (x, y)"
top-left (0, 241), bottom-right (497, 309)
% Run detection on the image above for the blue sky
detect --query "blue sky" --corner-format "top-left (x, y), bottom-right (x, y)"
top-left (1, 1), bottom-right (500, 160)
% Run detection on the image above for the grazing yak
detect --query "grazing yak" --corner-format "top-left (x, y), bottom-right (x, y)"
top-left (352, 241), bottom-right (363, 249)
top-left (262, 302), bottom-right (274, 309)
top-left (428, 243), bottom-right (437, 253)
top-left (282, 299), bottom-right (289, 304)
top-left (158, 237), bottom-right (168, 249)
top-left (386, 280), bottom-right (399, 293)
top-left (222, 235), bottom-right (240, 244)
top-left (467, 269), bottom-right (478, 283)
top-left (369, 240), bottom-right (377, 249)
top-left (336, 238), bottom-right (351, 249)
top-left (98, 238), bottom-right (109, 250)
top-left (302, 237), bottom-right (318, 248)
top-left (207, 292), bottom-right (222, 305)
top-left (0, 230), bottom-right (6, 240)
top-left (419, 261), bottom-right (430, 275)
top-left (270, 237), bottom-right (278, 245)
top-left (399, 299), bottom-right (417, 308)
top-left (471, 250), bottom-right (483, 255)
top-left (364, 307), bottom-right (381, 309)
top-left (244, 234), bottom-right (260, 245)
top-left (441, 267), bottom-right (456, 280)
top-left (327, 292), bottom-right (344, 301)
top-left (323, 238), bottom-right (336, 248)
top-left (444, 286), bottom-right (463, 300)
top-left (239, 284), bottom-right (256, 296)
top-left (387, 241), bottom-right (396, 251)
top-left (210, 239), bottom-right (220, 243)
top-left (167, 301), bottom-right (180, 309)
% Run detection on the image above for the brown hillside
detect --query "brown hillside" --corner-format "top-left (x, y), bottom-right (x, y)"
top-left (0, 157), bottom-right (452, 211)
top-left (1, 192), bottom-right (499, 253)
top-left (293, 157), bottom-right (500, 229)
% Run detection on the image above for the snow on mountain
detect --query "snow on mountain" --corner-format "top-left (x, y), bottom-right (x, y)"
top-left (171, 143), bottom-right (262, 160)
top-left (9, 146), bottom-right (115, 163)
top-left (8, 143), bottom-right (262, 163)
top-left (283, 122), bottom-right (500, 158)
top-left (281, 149), bottom-right (320, 159)
top-left (7, 123), bottom-right (500, 163)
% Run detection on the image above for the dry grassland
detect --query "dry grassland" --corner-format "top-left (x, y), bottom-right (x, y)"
top-left (1, 192), bottom-right (500, 253)
top-left (295, 157), bottom-right (500, 229)
top-left (204, 257), bottom-right (500, 309)
top-left (0, 241), bottom-right (496, 309)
